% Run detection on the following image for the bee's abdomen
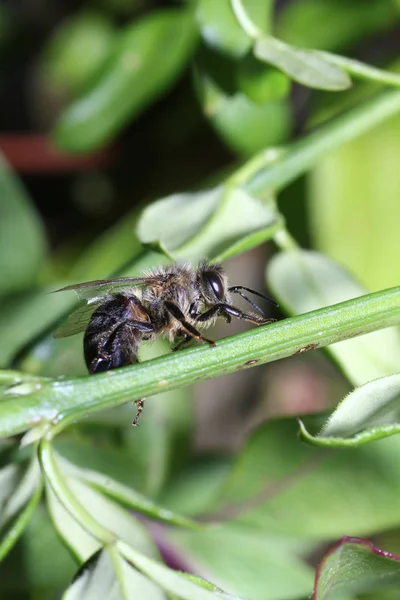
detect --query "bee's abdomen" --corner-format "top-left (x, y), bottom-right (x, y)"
top-left (84, 295), bottom-right (142, 374)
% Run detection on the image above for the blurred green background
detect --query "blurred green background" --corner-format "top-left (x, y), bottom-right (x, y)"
top-left (2, 1), bottom-right (400, 599)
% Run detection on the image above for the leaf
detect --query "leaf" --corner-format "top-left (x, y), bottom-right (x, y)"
top-left (211, 418), bottom-right (400, 540)
top-left (55, 437), bottom-right (146, 494)
top-left (40, 10), bottom-right (116, 94)
top-left (267, 250), bottom-right (400, 385)
top-left (237, 53), bottom-right (291, 104)
top-left (53, 8), bottom-right (198, 153)
top-left (119, 540), bottom-right (244, 599)
top-left (0, 155), bottom-right (47, 297)
top-left (137, 186), bottom-right (281, 261)
top-left (63, 548), bottom-right (166, 600)
top-left (313, 536), bottom-right (400, 599)
top-left (0, 458), bottom-right (40, 526)
top-left (57, 454), bottom-right (200, 529)
top-left (0, 458), bottom-right (43, 559)
top-left (0, 502), bottom-right (77, 598)
top-left (159, 456), bottom-right (233, 517)
top-left (46, 483), bottom-right (99, 560)
top-left (254, 36), bottom-right (351, 91)
top-left (299, 372), bottom-right (400, 447)
top-left (195, 61), bottom-right (291, 156)
top-left (47, 475), bottom-right (160, 561)
top-left (169, 523), bottom-right (314, 600)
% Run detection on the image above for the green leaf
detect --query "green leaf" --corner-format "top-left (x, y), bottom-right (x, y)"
top-left (253, 36), bottom-right (351, 91)
top-left (313, 536), bottom-right (400, 599)
top-left (46, 483), bottom-right (99, 560)
top-left (0, 457), bottom-right (43, 559)
top-left (0, 458), bottom-right (39, 525)
top-left (267, 250), bottom-right (400, 385)
top-left (137, 186), bottom-right (282, 261)
top-left (213, 418), bottom-right (400, 540)
top-left (0, 156), bottom-right (47, 297)
top-left (0, 502), bottom-right (77, 598)
top-left (159, 456), bottom-right (233, 517)
top-left (237, 53), bottom-right (291, 103)
top-left (170, 523), bottom-right (314, 600)
top-left (299, 372), bottom-right (400, 447)
top-left (47, 473), bottom-right (160, 561)
top-left (57, 454), bottom-right (200, 529)
top-left (40, 10), bottom-right (115, 94)
top-left (55, 436), bottom-right (146, 493)
top-left (53, 8), bottom-right (198, 153)
top-left (119, 541), bottom-right (243, 599)
top-left (196, 65), bottom-right (291, 156)
top-left (63, 548), bottom-right (166, 600)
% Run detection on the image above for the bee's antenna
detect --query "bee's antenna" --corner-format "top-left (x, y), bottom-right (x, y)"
top-left (228, 286), bottom-right (279, 316)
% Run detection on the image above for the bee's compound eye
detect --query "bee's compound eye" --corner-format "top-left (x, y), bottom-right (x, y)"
top-left (205, 271), bottom-right (224, 301)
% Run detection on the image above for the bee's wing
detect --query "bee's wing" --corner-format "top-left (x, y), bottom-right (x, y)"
top-left (53, 303), bottom-right (100, 338)
top-left (52, 276), bottom-right (158, 303)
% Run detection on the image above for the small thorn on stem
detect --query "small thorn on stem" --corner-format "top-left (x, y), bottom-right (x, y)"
top-left (132, 398), bottom-right (145, 426)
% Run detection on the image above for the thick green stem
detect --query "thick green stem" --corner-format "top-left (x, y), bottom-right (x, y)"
top-left (2, 285), bottom-right (400, 438)
top-left (246, 88), bottom-right (400, 195)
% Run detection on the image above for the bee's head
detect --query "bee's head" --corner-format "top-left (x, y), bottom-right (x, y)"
top-left (197, 261), bottom-right (230, 305)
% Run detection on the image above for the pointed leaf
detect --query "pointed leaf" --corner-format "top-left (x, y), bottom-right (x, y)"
top-left (299, 372), bottom-right (400, 447)
top-left (0, 458), bottom-right (43, 559)
top-left (170, 523), bottom-right (313, 600)
top-left (267, 250), bottom-right (400, 385)
top-left (196, 64), bottom-right (291, 156)
top-left (47, 475), bottom-right (160, 561)
top-left (57, 454), bottom-right (200, 529)
top-left (53, 8), bottom-right (198, 153)
top-left (63, 548), bottom-right (166, 600)
top-left (254, 36), bottom-right (351, 91)
top-left (137, 186), bottom-right (281, 261)
top-left (213, 418), bottom-right (400, 540)
top-left (313, 537), bottom-right (400, 600)
top-left (119, 541), bottom-right (244, 599)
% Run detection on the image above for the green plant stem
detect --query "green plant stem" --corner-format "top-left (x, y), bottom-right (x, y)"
top-left (38, 439), bottom-right (114, 544)
top-left (319, 52), bottom-right (400, 87)
top-left (2, 285), bottom-right (400, 439)
top-left (230, 0), bottom-right (260, 38)
top-left (246, 88), bottom-right (400, 195)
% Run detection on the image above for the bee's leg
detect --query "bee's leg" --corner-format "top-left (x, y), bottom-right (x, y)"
top-left (132, 398), bottom-right (145, 426)
top-left (90, 355), bottom-right (112, 373)
top-left (165, 301), bottom-right (216, 347)
top-left (197, 303), bottom-right (274, 326)
top-left (172, 333), bottom-right (191, 352)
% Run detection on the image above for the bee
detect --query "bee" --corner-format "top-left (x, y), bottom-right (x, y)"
top-left (54, 260), bottom-right (278, 424)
